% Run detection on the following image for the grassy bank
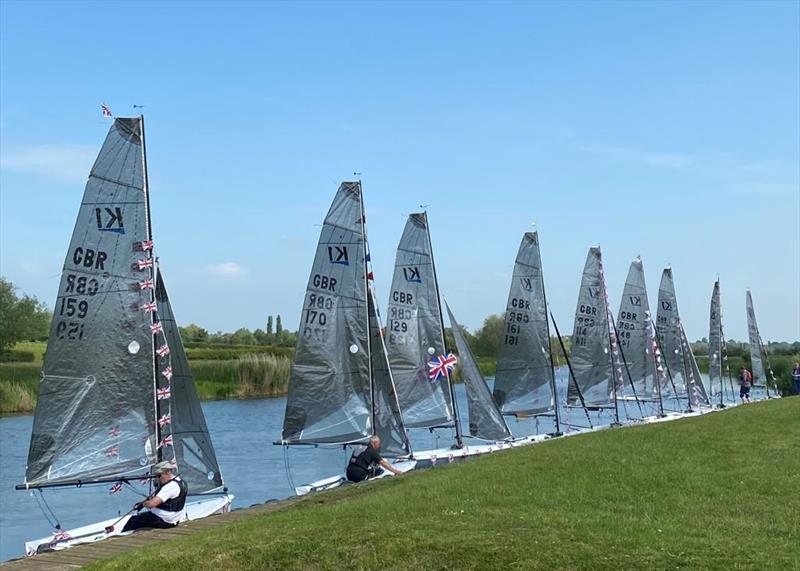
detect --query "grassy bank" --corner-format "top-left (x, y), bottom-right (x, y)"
top-left (89, 398), bottom-right (799, 570)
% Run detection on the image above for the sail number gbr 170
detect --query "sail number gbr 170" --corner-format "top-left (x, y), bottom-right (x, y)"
top-left (302, 292), bottom-right (335, 341)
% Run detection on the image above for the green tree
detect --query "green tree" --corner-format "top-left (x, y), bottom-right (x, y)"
top-left (230, 327), bottom-right (256, 345)
top-left (179, 323), bottom-right (209, 344)
top-left (276, 315), bottom-right (283, 336)
top-left (266, 315), bottom-right (273, 337)
top-left (0, 277), bottom-right (51, 353)
top-left (472, 314), bottom-right (504, 357)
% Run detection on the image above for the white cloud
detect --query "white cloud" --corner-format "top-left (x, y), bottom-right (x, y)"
top-left (203, 262), bottom-right (246, 278)
top-left (0, 144), bottom-right (97, 183)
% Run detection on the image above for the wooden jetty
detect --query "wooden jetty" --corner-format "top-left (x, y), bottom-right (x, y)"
top-left (1, 497), bottom-right (299, 570)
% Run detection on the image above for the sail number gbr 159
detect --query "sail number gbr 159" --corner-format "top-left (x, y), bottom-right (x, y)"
top-left (55, 273), bottom-right (101, 341)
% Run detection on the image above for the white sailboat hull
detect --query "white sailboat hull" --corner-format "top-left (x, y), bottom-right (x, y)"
top-left (295, 460), bottom-right (417, 496)
top-left (25, 494), bottom-right (233, 557)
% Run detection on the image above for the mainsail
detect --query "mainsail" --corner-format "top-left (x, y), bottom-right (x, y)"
top-left (281, 182), bottom-right (410, 456)
top-left (567, 248), bottom-right (615, 408)
top-left (746, 289), bottom-right (768, 388)
top-left (708, 280), bottom-right (723, 398)
top-left (24, 118), bottom-right (158, 487)
top-left (492, 231), bottom-right (556, 416)
top-left (615, 258), bottom-right (656, 399)
top-left (445, 302), bottom-right (511, 441)
top-left (656, 268), bottom-right (686, 396)
top-left (385, 212), bottom-right (454, 429)
top-left (155, 268), bottom-right (224, 493)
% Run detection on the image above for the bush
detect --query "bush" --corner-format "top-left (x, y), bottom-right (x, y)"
top-left (0, 350), bottom-right (35, 363)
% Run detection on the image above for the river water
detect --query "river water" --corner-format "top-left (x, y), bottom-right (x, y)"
top-left (0, 370), bottom-right (745, 562)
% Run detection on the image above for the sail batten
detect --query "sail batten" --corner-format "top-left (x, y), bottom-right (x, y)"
top-left (385, 213), bottom-right (454, 429)
top-left (445, 302), bottom-right (511, 441)
top-left (493, 232), bottom-right (556, 416)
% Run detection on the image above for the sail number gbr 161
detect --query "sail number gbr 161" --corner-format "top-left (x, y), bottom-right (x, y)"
top-left (503, 297), bottom-right (531, 346)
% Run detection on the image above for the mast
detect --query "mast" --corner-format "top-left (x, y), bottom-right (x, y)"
top-left (537, 234), bottom-right (561, 434)
top-left (647, 315), bottom-right (666, 417)
top-left (140, 115), bottom-right (161, 462)
top-left (358, 181), bottom-right (377, 436)
top-left (597, 251), bottom-right (620, 426)
top-left (550, 312), bottom-right (593, 429)
top-left (424, 211), bottom-right (463, 448)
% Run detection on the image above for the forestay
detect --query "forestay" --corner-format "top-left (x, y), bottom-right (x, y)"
top-left (445, 303), bottom-right (511, 441)
top-left (746, 290), bottom-right (767, 387)
top-left (155, 268), bottom-right (224, 493)
top-left (567, 248), bottom-right (614, 407)
top-left (615, 258), bottom-right (656, 399)
top-left (708, 280), bottom-right (723, 397)
top-left (385, 213), bottom-right (454, 429)
top-left (656, 269), bottom-right (687, 396)
top-left (24, 118), bottom-right (158, 487)
top-left (493, 232), bottom-right (556, 416)
top-left (282, 182), bottom-right (372, 445)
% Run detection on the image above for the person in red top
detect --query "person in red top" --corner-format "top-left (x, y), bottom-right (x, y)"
top-left (739, 367), bottom-right (753, 403)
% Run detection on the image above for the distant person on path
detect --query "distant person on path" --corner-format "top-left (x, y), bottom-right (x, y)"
top-left (739, 367), bottom-right (753, 403)
top-left (345, 436), bottom-right (403, 483)
top-left (792, 363), bottom-right (800, 395)
top-left (122, 461), bottom-right (188, 532)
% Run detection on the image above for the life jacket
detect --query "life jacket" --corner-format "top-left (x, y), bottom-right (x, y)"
top-left (348, 445), bottom-right (380, 472)
top-left (154, 476), bottom-right (188, 512)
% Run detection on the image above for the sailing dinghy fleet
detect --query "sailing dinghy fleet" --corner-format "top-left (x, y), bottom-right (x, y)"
top-left (15, 117), bottom-right (781, 555)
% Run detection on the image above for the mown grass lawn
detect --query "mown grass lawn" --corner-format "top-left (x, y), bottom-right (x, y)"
top-left (88, 398), bottom-right (799, 570)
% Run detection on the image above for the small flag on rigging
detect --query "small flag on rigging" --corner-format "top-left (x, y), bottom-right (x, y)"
top-left (159, 435), bottom-right (173, 448)
top-left (428, 353), bottom-right (458, 383)
top-left (156, 386), bottom-right (171, 400)
top-left (158, 414), bottom-right (171, 427)
top-left (150, 321), bottom-right (163, 334)
top-left (140, 302), bottom-right (157, 313)
top-left (137, 259), bottom-right (154, 270)
top-left (156, 344), bottom-right (170, 357)
top-left (139, 278), bottom-right (154, 290)
top-left (101, 103), bottom-right (112, 117)
top-left (162, 366), bottom-right (173, 381)
top-left (109, 482), bottom-right (122, 494)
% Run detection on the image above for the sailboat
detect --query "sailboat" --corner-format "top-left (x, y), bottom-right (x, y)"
top-left (384, 212), bottom-right (462, 448)
top-left (492, 231), bottom-right (560, 436)
top-left (614, 257), bottom-right (665, 418)
top-left (278, 182), bottom-right (415, 495)
top-left (17, 117), bottom-right (231, 556)
top-left (746, 289), bottom-right (778, 397)
top-left (709, 280), bottom-right (736, 407)
top-left (655, 268), bottom-right (711, 410)
top-left (566, 247), bottom-right (625, 424)
top-left (444, 302), bottom-right (512, 443)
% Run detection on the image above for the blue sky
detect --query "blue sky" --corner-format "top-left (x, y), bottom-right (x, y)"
top-left (1, 1), bottom-right (798, 341)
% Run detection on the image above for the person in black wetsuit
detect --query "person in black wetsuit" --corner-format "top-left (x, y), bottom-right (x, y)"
top-left (345, 436), bottom-right (403, 483)
top-left (122, 461), bottom-right (188, 532)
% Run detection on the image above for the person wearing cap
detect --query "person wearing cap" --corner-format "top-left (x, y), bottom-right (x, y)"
top-left (122, 460), bottom-right (188, 532)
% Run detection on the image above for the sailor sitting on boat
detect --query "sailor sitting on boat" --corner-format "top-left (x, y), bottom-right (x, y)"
top-left (346, 436), bottom-right (403, 483)
top-left (122, 461), bottom-right (188, 532)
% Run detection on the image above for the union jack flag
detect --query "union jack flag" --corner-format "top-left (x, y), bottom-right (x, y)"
top-left (162, 366), bottom-right (173, 381)
top-left (141, 302), bottom-right (157, 313)
top-left (159, 435), bottom-right (173, 448)
top-left (428, 353), bottom-right (458, 383)
top-left (53, 528), bottom-right (72, 541)
top-left (105, 445), bottom-right (119, 457)
top-left (367, 271), bottom-right (374, 281)
top-left (101, 103), bottom-right (112, 117)
top-left (156, 344), bottom-right (170, 357)
top-left (109, 483), bottom-right (122, 494)
top-left (108, 426), bottom-right (120, 438)
top-left (138, 478), bottom-right (150, 485)
top-left (140, 240), bottom-right (154, 251)
top-left (158, 414), bottom-right (171, 427)
top-left (139, 279), bottom-right (154, 290)
top-left (156, 386), bottom-right (171, 400)
top-left (151, 321), bottom-right (163, 334)
top-left (137, 258), bottom-right (154, 270)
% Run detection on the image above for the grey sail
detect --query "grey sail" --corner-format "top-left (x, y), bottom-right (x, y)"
top-left (367, 286), bottom-right (411, 458)
top-left (567, 248), bottom-right (614, 407)
top-left (154, 268), bottom-right (224, 493)
top-left (656, 269), bottom-right (687, 396)
top-left (385, 213), bottom-right (454, 428)
top-left (708, 280), bottom-right (723, 397)
top-left (615, 258), bottom-right (656, 398)
top-left (493, 231), bottom-right (555, 416)
top-left (680, 323), bottom-right (711, 407)
top-left (445, 302), bottom-right (511, 441)
top-left (24, 118), bottom-right (158, 487)
top-left (746, 290), bottom-right (767, 387)
top-left (281, 182), bottom-right (372, 445)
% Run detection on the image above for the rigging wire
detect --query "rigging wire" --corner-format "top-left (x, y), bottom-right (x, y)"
top-left (33, 489), bottom-right (61, 530)
top-left (282, 446), bottom-right (296, 493)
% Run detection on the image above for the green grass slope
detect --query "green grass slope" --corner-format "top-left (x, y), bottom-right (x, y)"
top-left (91, 398), bottom-right (799, 570)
